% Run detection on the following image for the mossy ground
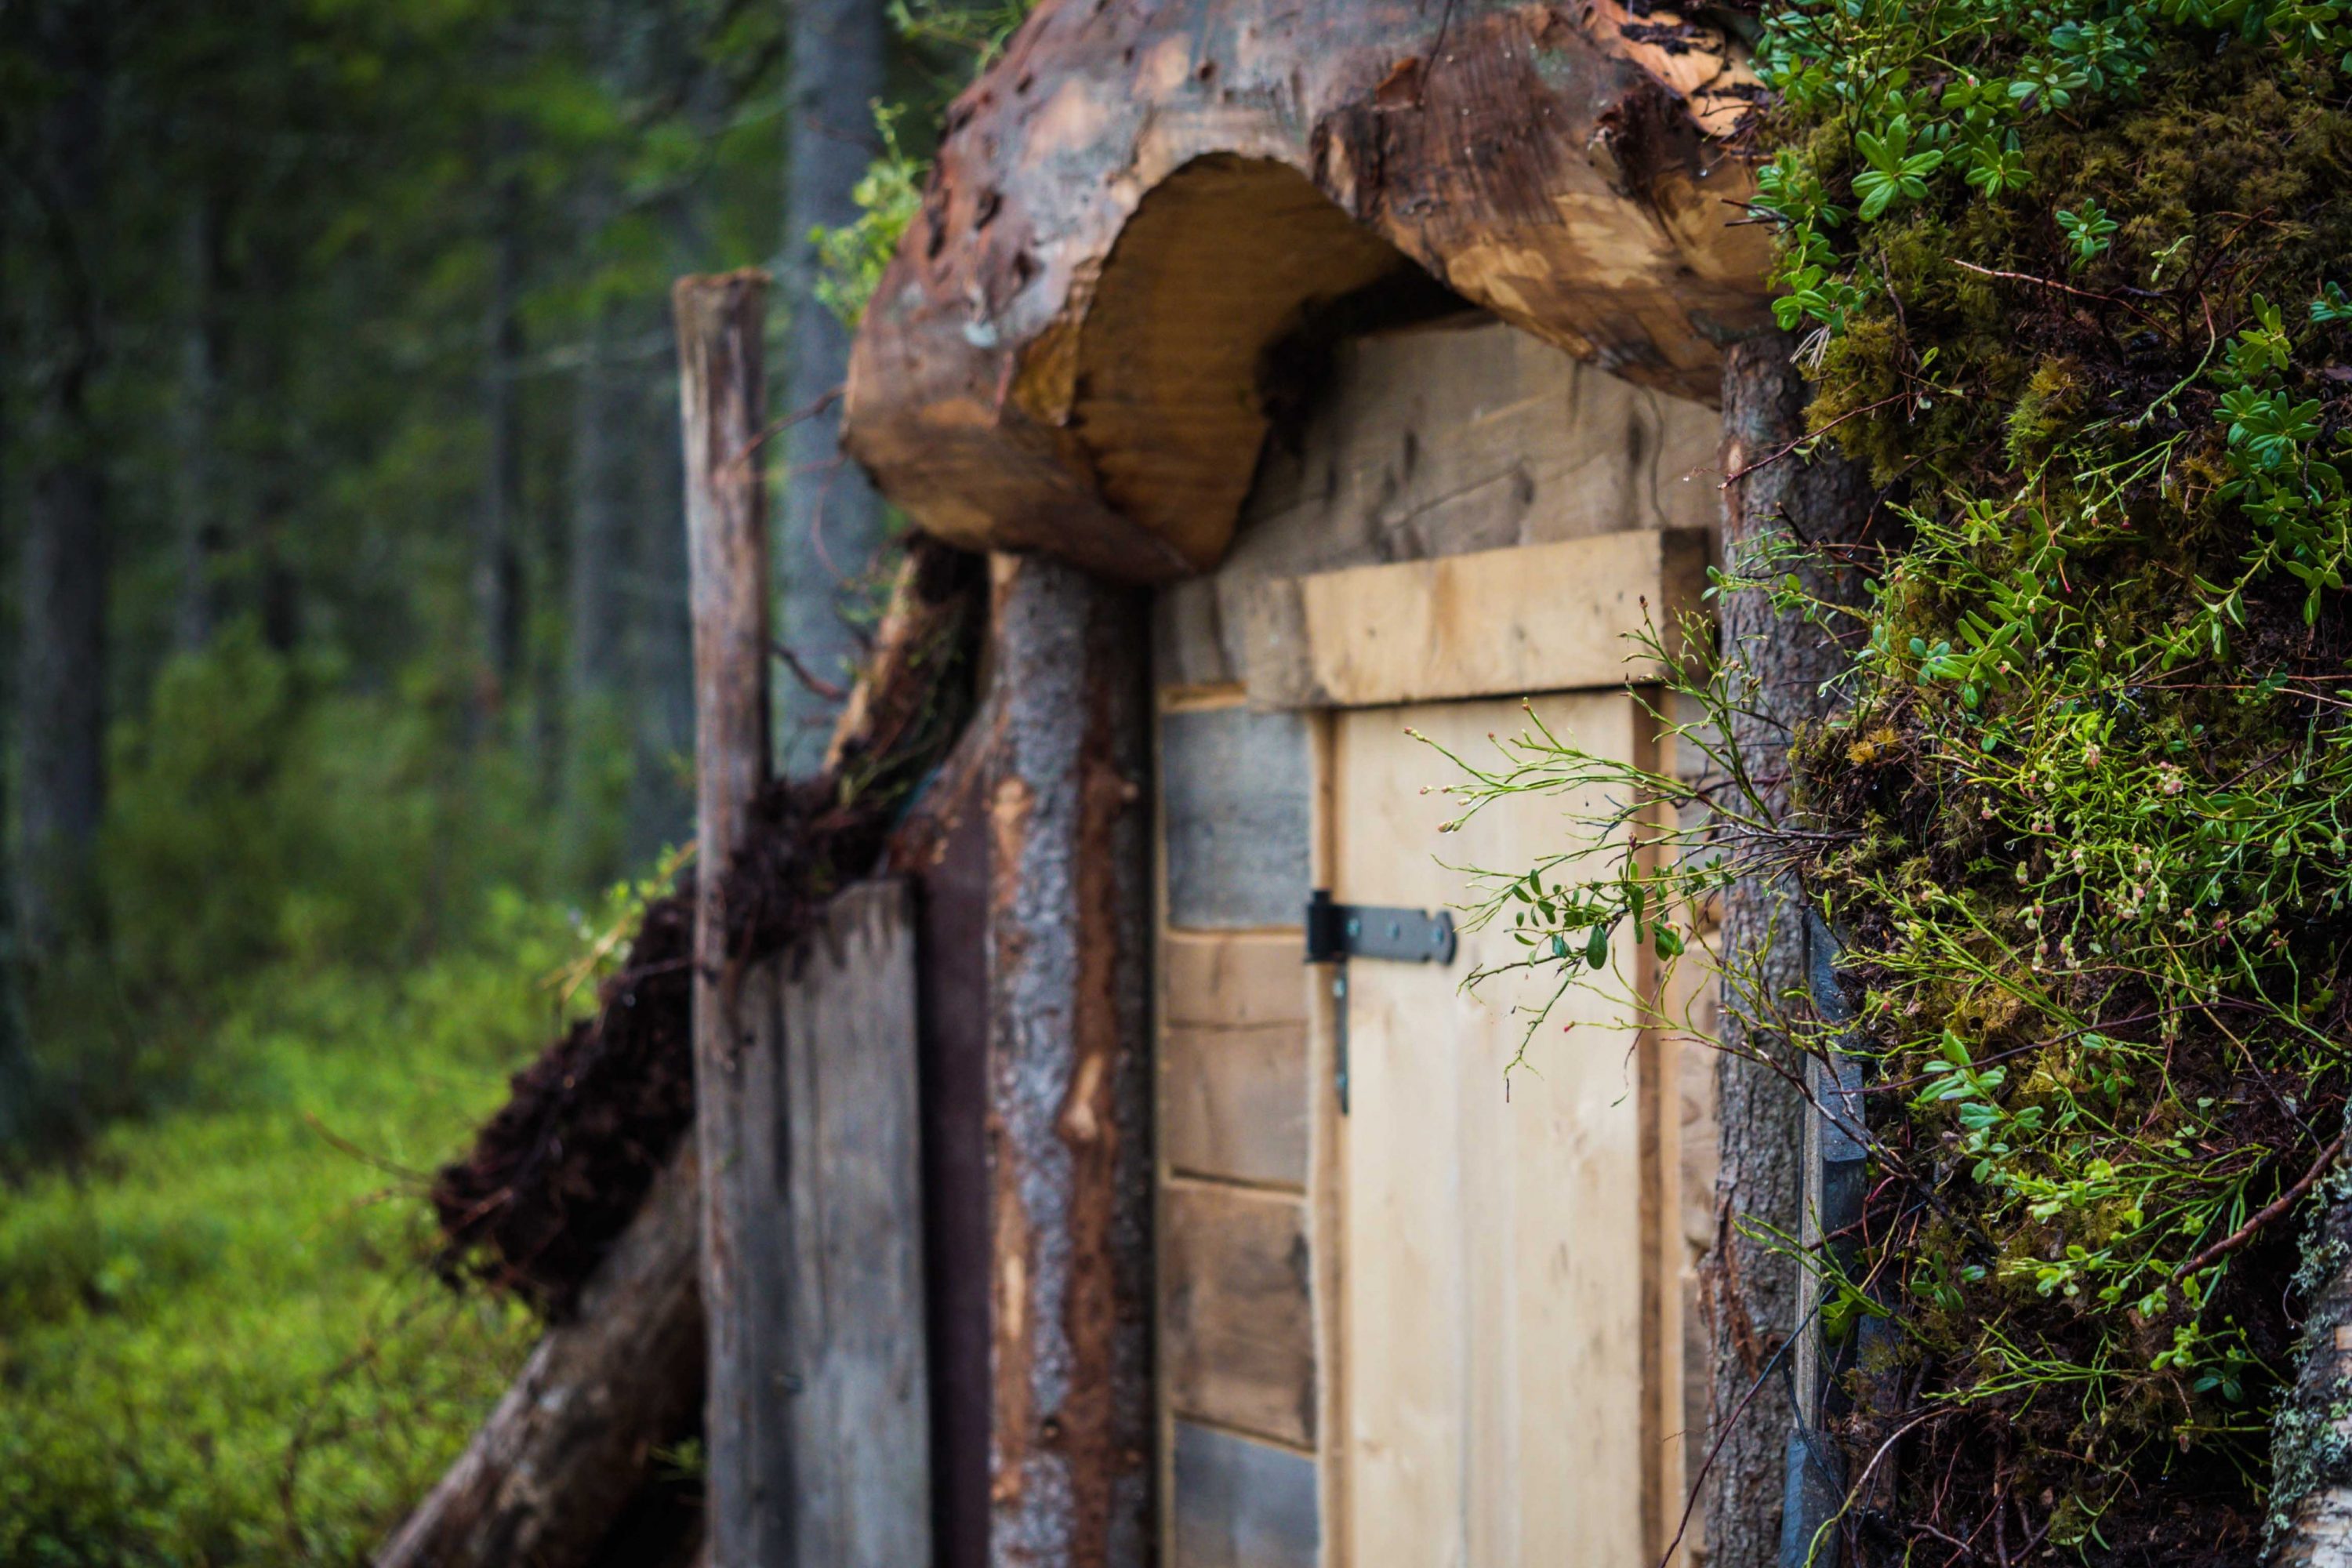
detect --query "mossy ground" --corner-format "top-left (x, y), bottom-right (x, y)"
top-left (0, 928), bottom-right (562, 1565)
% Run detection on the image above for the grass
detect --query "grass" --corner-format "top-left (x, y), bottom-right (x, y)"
top-left (0, 902), bottom-right (574, 1566)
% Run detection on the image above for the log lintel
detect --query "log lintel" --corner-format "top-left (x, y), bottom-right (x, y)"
top-left (844, 0), bottom-right (1777, 584)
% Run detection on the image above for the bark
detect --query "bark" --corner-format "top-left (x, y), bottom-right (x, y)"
top-left (774, 0), bottom-right (888, 775)
top-left (16, 0), bottom-right (109, 955)
top-left (376, 1148), bottom-right (705, 1568)
top-left (2275, 1143), bottom-right (2352, 1565)
top-left (842, 0), bottom-right (1773, 583)
top-left (979, 555), bottom-right (1154, 1567)
top-left (1704, 334), bottom-right (1874, 1568)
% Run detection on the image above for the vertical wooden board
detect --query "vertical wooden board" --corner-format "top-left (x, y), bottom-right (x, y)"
top-left (1163, 706), bottom-right (1311, 928)
top-left (1163, 1022), bottom-right (1310, 1188)
top-left (777, 880), bottom-right (932, 1567)
top-left (1172, 1421), bottom-right (1321, 1568)
top-left (1337, 693), bottom-right (1651, 1568)
top-left (1163, 1181), bottom-right (1318, 1446)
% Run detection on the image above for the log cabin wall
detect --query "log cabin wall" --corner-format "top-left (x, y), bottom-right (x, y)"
top-left (1152, 314), bottom-right (1726, 1567)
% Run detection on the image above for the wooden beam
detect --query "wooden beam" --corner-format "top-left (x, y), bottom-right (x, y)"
top-left (1283, 528), bottom-right (1711, 708)
top-left (844, 0), bottom-right (1773, 583)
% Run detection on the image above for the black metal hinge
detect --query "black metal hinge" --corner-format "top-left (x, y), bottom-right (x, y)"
top-left (1302, 889), bottom-right (1458, 965)
top-left (1305, 891), bottom-right (1457, 1118)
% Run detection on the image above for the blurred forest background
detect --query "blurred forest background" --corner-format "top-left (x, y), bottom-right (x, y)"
top-left (0, 1), bottom-right (1014, 1559)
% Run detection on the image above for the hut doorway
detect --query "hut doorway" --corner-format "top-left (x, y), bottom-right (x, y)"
top-left (1152, 314), bottom-right (1724, 1567)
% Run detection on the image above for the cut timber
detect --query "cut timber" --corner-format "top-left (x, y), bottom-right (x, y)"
top-left (1163, 1181), bottom-right (1317, 1447)
top-left (677, 267), bottom-right (790, 1566)
top-left (1171, 1420), bottom-right (1320, 1568)
top-left (376, 1149), bottom-right (703, 1568)
top-left (843, 0), bottom-right (1773, 583)
top-left (771, 880), bottom-right (932, 1565)
top-left (1285, 528), bottom-right (1710, 708)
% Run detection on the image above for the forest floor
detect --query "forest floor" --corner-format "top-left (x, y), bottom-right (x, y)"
top-left (0, 909), bottom-right (581, 1566)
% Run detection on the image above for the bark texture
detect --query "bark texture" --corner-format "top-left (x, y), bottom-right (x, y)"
top-left (376, 1148), bottom-right (705, 1568)
top-left (842, 0), bottom-right (1774, 583)
top-left (980, 555), bottom-right (1153, 1566)
top-left (774, 0), bottom-right (888, 775)
top-left (2275, 1160), bottom-right (2352, 1566)
top-left (1704, 334), bottom-right (1874, 1568)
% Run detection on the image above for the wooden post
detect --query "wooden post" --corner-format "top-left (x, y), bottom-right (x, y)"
top-left (677, 269), bottom-right (788, 1564)
top-left (676, 270), bottom-right (933, 1568)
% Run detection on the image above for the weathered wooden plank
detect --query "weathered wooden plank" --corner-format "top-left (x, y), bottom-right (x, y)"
top-left (1171, 1421), bottom-right (1320, 1568)
top-left (777, 880), bottom-right (931, 1566)
top-left (1162, 706), bottom-right (1311, 929)
top-left (1163, 1022), bottom-right (1308, 1189)
top-left (1152, 321), bottom-right (1723, 695)
top-left (676, 268), bottom-right (788, 1568)
top-left (1293, 529), bottom-right (1710, 709)
top-left (1163, 931), bottom-right (1307, 1028)
top-left (1163, 1181), bottom-right (1316, 1446)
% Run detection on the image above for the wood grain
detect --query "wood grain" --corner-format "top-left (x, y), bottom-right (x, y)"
top-left (1335, 691), bottom-right (1653, 1568)
top-left (1163, 931), bottom-right (1307, 1028)
top-left (677, 269), bottom-right (787, 1568)
top-left (376, 1150), bottom-right (704, 1568)
top-left (1172, 1421), bottom-right (1321, 1568)
top-left (1163, 1022), bottom-right (1309, 1189)
top-left (775, 881), bottom-right (931, 1566)
top-left (1290, 528), bottom-right (1710, 709)
top-left (843, 0), bottom-right (1772, 583)
top-left (1161, 706), bottom-right (1312, 929)
top-left (1163, 1181), bottom-right (1318, 1447)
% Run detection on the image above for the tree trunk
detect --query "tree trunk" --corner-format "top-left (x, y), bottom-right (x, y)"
top-left (16, 0), bottom-right (109, 956)
top-left (773, 0), bottom-right (888, 776)
top-left (172, 193), bottom-right (223, 654)
top-left (474, 152), bottom-right (528, 732)
top-left (1704, 333), bottom-right (1874, 1568)
top-left (376, 1148), bottom-right (706, 1568)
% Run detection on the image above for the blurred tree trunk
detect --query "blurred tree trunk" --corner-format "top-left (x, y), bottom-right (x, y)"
top-left (563, 302), bottom-right (636, 883)
top-left (474, 145), bottom-right (528, 734)
top-left (16, 0), bottom-right (110, 956)
top-left (774, 0), bottom-right (888, 776)
top-left (172, 193), bottom-right (223, 654)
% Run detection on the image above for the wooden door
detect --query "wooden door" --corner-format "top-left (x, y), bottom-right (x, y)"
top-left (1333, 691), bottom-right (1661, 1568)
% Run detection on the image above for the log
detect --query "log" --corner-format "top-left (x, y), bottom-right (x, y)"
top-left (975, 554), bottom-right (1153, 1563)
top-left (843, 0), bottom-right (1775, 584)
top-left (1704, 335), bottom-right (1874, 1568)
top-left (2272, 1152), bottom-right (2352, 1566)
top-left (376, 1149), bottom-right (705, 1568)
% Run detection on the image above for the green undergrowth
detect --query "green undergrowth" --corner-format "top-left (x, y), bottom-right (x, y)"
top-left (0, 911), bottom-right (571, 1565)
top-left (1439, 0), bottom-right (2352, 1563)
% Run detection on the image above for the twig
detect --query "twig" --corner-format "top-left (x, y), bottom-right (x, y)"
top-left (2173, 1127), bottom-right (2347, 1280)
top-left (1721, 393), bottom-right (1908, 487)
